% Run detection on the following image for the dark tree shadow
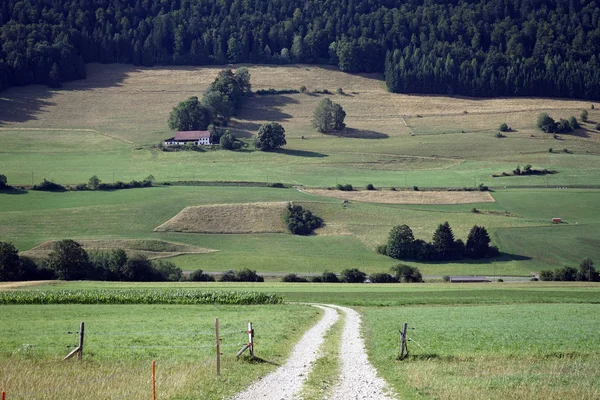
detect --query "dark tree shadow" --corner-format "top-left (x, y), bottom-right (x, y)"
top-left (329, 128), bottom-right (388, 139)
top-left (274, 148), bottom-right (328, 158)
top-left (412, 252), bottom-right (531, 265)
top-left (569, 129), bottom-right (590, 138)
top-left (0, 187), bottom-right (28, 195)
top-left (227, 120), bottom-right (262, 138)
top-left (242, 356), bottom-right (280, 366)
top-left (237, 95), bottom-right (298, 121)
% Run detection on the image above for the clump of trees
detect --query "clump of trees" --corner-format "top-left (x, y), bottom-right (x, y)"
top-left (0, 242), bottom-right (52, 281)
top-left (537, 113), bottom-right (579, 134)
top-left (313, 98), bottom-right (346, 133)
top-left (380, 223), bottom-right (498, 261)
top-left (0, 174), bottom-right (9, 189)
top-left (32, 179), bottom-right (66, 192)
top-left (284, 203), bottom-right (323, 235)
top-left (168, 68), bottom-right (251, 131)
top-left (189, 269), bottom-right (215, 282)
top-left (540, 259), bottom-right (598, 282)
top-left (255, 123), bottom-right (286, 151)
top-left (281, 273), bottom-right (308, 282)
top-left (336, 183), bottom-right (353, 191)
top-left (219, 268), bottom-right (264, 282)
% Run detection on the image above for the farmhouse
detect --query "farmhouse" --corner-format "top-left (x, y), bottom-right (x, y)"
top-left (164, 130), bottom-right (211, 146)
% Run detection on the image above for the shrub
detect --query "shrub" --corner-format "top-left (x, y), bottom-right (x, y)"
top-left (336, 87), bottom-right (344, 95)
top-left (366, 183), bottom-right (375, 190)
top-left (310, 276), bottom-right (323, 283)
top-left (299, 85), bottom-right (307, 93)
top-left (478, 183), bottom-right (488, 191)
top-left (442, 275), bottom-right (450, 282)
top-left (539, 270), bottom-right (555, 281)
top-left (471, 208), bottom-right (480, 213)
top-left (284, 203), bottom-right (323, 235)
top-left (497, 278), bottom-right (504, 282)
top-left (341, 268), bottom-right (366, 283)
top-left (234, 268), bottom-right (264, 282)
top-left (282, 273), bottom-right (308, 282)
top-left (596, 123), bottom-right (600, 131)
top-left (568, 116), bottom-right (579, 129)
top-left (256, 88), bottom-right (299, 95)
top-left (391, 264), bottom-right (423, 283)
top-left (376, 244), bottom-right (387, 255)
top-left (32, 179), bottom-right (66, 192)
top-left (336, 183), bottom-right (353, 191)
top-left (0, 174), bottom-right (8, 188)
top-left (322, 271), bottom-right (340, 283)
top-left (580, 109), bottom-right (589, 122)
top-left (269, 182), bottom-right (285, 188)
top-left (153, 260), bottom-right (184, 281)
top-left (390, 187), bottom-right (397, 191)
top-left (413, 186), bottom-right (419, 191)
top-left (189, 269), bottom-right (215, 282)
top-left (549, 148), bottom-right (553, 153)
top-left (499, 123), bottom-right (509, 132)
top-left (368, 272), bottom-right (398, 283)
top-left (495, 132), bottom-right (506, 138)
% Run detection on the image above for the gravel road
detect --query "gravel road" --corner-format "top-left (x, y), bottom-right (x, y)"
top-left (231, 305), bottom-right (339, 400)
top-left (230, 304), bottom-right (394, 400)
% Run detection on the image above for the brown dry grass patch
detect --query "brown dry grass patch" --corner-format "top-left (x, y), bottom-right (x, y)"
top-left (304, 189), bottom-right (495, 205)
top-left (0, 280), bottom-right (56, 290)
top-left (154, 202), bottom-right (288, 234)
top-left (21, 239), bottom-right (216, 260)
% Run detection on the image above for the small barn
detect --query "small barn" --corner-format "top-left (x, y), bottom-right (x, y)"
top-left (164, 130), bottom-right (211, 146)
top-left (551, 218), bottom-right (562, 223)
top-left (449, 276), bottom-right (491, 283)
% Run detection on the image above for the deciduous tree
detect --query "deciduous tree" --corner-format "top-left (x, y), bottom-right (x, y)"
top-left (255, 122), bottom-right (286, 151)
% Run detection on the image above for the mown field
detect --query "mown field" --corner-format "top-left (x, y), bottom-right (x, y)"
top-left (1, 281), bottom-right (599, 399)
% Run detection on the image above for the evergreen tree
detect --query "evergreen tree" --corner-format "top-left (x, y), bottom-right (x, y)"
top-left (432, 222), bottom-right (455, 260)
top-left (465, 225), bottom-right (491, 259)
top-left (386, 225), bottom-right (415, 260)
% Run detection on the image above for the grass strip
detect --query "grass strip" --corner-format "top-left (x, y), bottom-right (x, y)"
top-left (300, 309), bottom-right (344, 400)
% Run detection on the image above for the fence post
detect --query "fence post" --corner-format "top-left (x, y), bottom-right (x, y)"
top-left (215, 318), bottom-right (221, 376)
top-left (78, 321), bottom-right (85, 360)
top-left (399, 322), bottom-right (408, 360)
top-left (2, 390), bottom-right (5, 400)
top-left (152, 361), bottom-right (156, 400)
top-left (248, 322), bottom-right (254, 358)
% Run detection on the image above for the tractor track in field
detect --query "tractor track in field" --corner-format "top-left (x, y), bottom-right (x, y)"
top-left (230, 304), bottom-right (394, 400)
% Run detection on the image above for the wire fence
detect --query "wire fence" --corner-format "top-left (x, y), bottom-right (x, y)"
top-left (0, 321), bottom-right (253, 400)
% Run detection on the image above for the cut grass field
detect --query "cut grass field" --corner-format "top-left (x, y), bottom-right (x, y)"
top-left (0, 303), bottom-right (321, 400)
top-left (303, 188), bottom-right (495, 204)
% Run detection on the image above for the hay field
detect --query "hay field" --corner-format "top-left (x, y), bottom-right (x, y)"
top-left (154, 202), bottom-right (288, 234)
top-left (303, 188), bottom-right (495, 205)
top-left (21, 239), bottom-right (216, 260)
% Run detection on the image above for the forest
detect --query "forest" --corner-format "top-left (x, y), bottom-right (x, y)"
top-left (1, 0), bottom-right (600, 99)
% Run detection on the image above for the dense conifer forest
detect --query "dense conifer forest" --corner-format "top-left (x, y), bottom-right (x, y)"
top-left (1, 0), bottom-right (600, 99)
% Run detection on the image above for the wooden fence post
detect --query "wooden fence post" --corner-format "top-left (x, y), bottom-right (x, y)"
top-left (77, 321), bottom-right (85, 360)
top-left (399, 322), bottom-right (408, 360)
top-left (152, 360), bottom-right (156, 400)
top-left (248, 322), bottom-right (254, 358)
top-left (215, 318), bottom-right (221, 376)
top-left (2, 390), bottom-right (5, 400)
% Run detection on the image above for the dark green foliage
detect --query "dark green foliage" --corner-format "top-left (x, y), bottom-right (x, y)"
top-left (153, 260), bottom-right (184, 282)
top-left (219, 132), bottom-right (241, 150)
top-left (168, 96), bottom-right (212, 131)
top-left (442, 275), bottom-right (450, 282)
top-left (0, 242), bottom-right (22, 281)
top-left (581, 109), bottom-right (589, 122)
top-left (284, 204), bottom-right (323, 235)
top-left (313, 98), bottom-right (346, 133)
top-left (310, 276), bottom-right (323, 283)
top-left (596, 124), bottom-right (600, 131)
top-left (336, 184), bottom-right (353, 191)
top-left (32, 179), bottom-right (66, 192)
top-left (568, 116), bottom-right (580, 130)
top-left (465, 225), bottom-right (492, 259)
top-left (391, 264), bottom-right (423, 283)
top-left (269, 182), bottom-right (286, 188)
top-left (282, 274), bottom-right (308, 282)
top-left (578, 258), bottom-right (599, 281)
top-left (47, 240), bottom-right (91, 280)
top-left (189, 269), bottom-right (216, 282)
top-left (0, 290), bottom-right (283, 305)
top-left (538, 113), bottom-right (575, 134)
top-left (376, 244), bottom-right (387, 255)
top-left (0, 174), bottom-right (8, 188)
top-left (537, 113), bottom-right (557, 133)
top-left (219, 268), bottom-right (264, 282)
top-left (432, 222), bottom-right (456, 261)
top-left (366, 183), bottom-right (375, 190)
top-left (255, 123), bottom-right (287, 151)
top-left (203, 68), bottom-right (251, 125)
top-left (413, 186), bottom-right (419, 191)
top-left (499, 123), bottom-right (509, 132)
top-left (256, 88), bottom-right (299, 95)
top-left (554, 266), bottom-right (579, 281)
top-left (88, 175), bottom-right (101, 190)
top-left (341, 268), bottom-right (366, 283)
top-left (387, 225), bottom-right (416, 260)
top-left (322, 271), bottom-right (340, 283)
top-left (543, 259), bottom-right (599, 282)
top-left (539, 270), bottom-right (555, 281)
top-left (368, 272), bottom-right (398, 283)
top-left (208, 124), bottom-right (225, 144)
top-left (495, 132), bottom-right (506, 138)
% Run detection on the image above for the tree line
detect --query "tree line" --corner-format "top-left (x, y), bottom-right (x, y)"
top-left (2, 0), bottom-right (600, 99)
top-left (282, 264), bottom-right (423, 283)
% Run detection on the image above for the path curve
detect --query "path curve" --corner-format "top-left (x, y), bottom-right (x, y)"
top-left (231, 305), bottom-right (339, 400)
top-left (326, 304), bottom-right (394, 400)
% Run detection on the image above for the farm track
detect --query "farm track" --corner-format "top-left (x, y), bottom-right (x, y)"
top-left (230, 304), bottom-right (394, 400)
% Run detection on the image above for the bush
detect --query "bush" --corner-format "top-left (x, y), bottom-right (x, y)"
top-left (413, 186), bottom-right (419, 191)
top-left (368, 272), bottom-right (398, 283)
top-left (336, 183), bottom-right (353, 191)
top-left (153, 260), bottom-right (184, 281)
top-left (189, 269), bottom-right (215, 282)
top-left (391, 264), bottom-right (423, 283)
top-left (310, 276), bottom-right (323, 283)
top-left (499, 123), bottom-right (509, 132)
top-left (0, 174), bottom-right (8, 188)
top-left (539, 270), bottom-right (554, 281)
top-left (219, 268), bottom-right (264, 282)
top-left (581, 109), bottom-right (589, 122)
top-left (478, 183), bottom-right (488, 191)
top-left (568, 116), bottom-right (580, 129)
top-left (282, 273), bottom-right (308, 282)
top-left (497, 278), bottom-right (504, 282)
top-left (220, 132), bottom-right (241, 150)
top-left (322, 271), bottom-right (340, 283)
top-left (376, 244), bottom-right (387, 255)
top-left (549, 147), bottom-right (553, 153)
top-left (341, 268), bottom-right (366, 283)
top-left (269, 182), bottom-right (285, 188)
top-left (32, 179), bottom-right (66, 192)
top-left (366, 183), bottom-right (375, 190)
top-left (495, 132), bottom-right (506, 138)
top-left (256, 88), bottom-right (299, 95)
top-left (442, 275), bottom-right (450, 282)
top-left (299, 85), bottom-right (307, 93)
top-left (596, 123), bottom-right (600, 131)
top-left (284, 203), bottom-right (323, 235)
top-left (336, 87), bottom-right (344, 95)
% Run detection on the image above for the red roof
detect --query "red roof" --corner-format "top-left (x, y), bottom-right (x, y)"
top-left (175, 130), bottom-right (210, 140)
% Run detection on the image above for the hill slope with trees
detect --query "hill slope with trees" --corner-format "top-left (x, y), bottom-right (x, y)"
top-left (1, 0), bottom-right (600, 99)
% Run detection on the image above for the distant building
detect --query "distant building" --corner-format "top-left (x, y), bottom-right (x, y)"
top-left (164, 130), bottom-right (211, 146)
top-left (449, 276), bottom-right (491, 283)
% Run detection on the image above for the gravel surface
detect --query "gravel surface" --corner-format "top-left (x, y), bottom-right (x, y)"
top-left (230, 305), bottom-right (339, 400)
top-left (327, 304), bottom-right (395, 400)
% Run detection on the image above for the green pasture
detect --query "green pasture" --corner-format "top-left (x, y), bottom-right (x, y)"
top-left (0, 303), bottom-right (320, 400)
top-left (1, 186), bottom-right (599, 275)
top-left (363, 303), bottom-right (600, 399)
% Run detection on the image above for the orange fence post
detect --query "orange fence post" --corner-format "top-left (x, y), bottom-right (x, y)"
top-left (2, 390), bottom-right (5, 400)
top-left (152, 360), bottom-right (157, 400)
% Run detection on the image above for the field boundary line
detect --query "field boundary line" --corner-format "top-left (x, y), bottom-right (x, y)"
top-left (0, 127), bottom-right (133, 144)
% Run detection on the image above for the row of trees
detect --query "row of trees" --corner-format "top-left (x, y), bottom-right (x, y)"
top-left (381, 223), bottom-right (498, 262)
top-left (540, 259), bottom-right (598, 282)
top-left (537, 112), bottom-right (583, 134)
top-left (168, 68), bottom-right (251, 131)
top-left (282, 264), bottom-right (423, 283)
top-left (4, 0), bottom-right (600, 99)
